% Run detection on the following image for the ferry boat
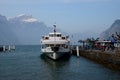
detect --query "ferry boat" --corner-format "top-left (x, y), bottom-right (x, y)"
top-left (41, 25), bottom-right (70, 60)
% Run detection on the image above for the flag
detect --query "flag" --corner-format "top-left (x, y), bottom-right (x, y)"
top-left (53, 24), bottom-right (56, 32)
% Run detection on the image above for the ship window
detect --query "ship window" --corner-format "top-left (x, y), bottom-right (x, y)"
top-left (45, 37), bottom-right (49, 40)
top-left (56, 44), bottom-right (60, 46)
top-left (57, 34), bottom-right (61, 37)
top-left (49, 34), bottom-right (54, 37)
top-left (62, 44), bottom-right (68, 48)
top-left (53, 34), bottom-right (56, 37)
top-left (62, 37), bottom-right (66, 39)
top-left (62, 44), bottom-right (65, 47)
top-left (49, 34), bottom-right (61, 37)
top-left (50, 44), bottom-right (54, 46)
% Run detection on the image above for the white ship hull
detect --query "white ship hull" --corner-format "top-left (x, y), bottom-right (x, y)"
top-left (42, 52), bottom-right (69, 60)
top-left (41, 46), bottom-right (70, 60)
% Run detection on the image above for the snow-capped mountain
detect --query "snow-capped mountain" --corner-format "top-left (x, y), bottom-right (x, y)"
top-left (8, 14), bottom-right (39, 23)
top-left (99, 19), bottom-right (120, 41)
top-left (0, 14), bottom-right (52, 45)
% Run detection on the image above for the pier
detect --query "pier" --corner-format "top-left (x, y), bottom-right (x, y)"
top-left (71, 45), bottom-right (120, 70)
top-left (0, 45), bottom-right (15, 52)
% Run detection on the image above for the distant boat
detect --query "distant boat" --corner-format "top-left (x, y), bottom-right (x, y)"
top-left (40, 25), bottom-right (70, 60)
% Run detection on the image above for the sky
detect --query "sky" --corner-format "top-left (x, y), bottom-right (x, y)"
top-left (0, 0), bottom-right (120, 37)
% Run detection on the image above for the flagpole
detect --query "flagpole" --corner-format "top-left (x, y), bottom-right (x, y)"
top-left (53, 24), bottom-right (56, 46)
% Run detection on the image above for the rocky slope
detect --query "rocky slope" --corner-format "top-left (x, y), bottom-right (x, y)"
top-left (99, 20), bottom-right (120, 41)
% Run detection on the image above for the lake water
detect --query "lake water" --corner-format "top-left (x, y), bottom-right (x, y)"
top-left (0, 45), bottom-right (120, 80)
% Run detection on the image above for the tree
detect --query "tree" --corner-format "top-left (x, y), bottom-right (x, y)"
top-left (116, 32), bottom-right (120, 42)
top-left (78, 40), bottom-right (85, 48)
top-left (85, 37), bottom-right (96, 43)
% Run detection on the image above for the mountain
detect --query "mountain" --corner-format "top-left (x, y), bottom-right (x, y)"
top-left (99, 19), bottom-right (120, 41)
top-left (0, 14), bottom-right (102, 45)
top-left (0, 15), bottom-right (18, 45)
top-left (0, 14), bottom-right (52, 45)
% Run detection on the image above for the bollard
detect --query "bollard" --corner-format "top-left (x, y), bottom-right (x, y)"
top-left (76, 46), bottom-right (79, 56)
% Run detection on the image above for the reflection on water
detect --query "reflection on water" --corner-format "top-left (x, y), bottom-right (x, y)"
top-left (40, 53), bottom-right (71, 70)
top-left (40, 54), bottom-right (73, 80)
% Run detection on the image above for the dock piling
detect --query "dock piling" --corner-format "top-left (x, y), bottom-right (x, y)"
top-left (8, 45), bottom-right (11, 51)
top-left (0, 45), bottom-right (15, 52)
top-left (76, 46), bottom-right (80, 56)
top-left (3, 45), bottom-right (6, 51)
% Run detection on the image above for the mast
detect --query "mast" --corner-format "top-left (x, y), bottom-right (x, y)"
top-left (53, 24), bottom-right (56, 33)
top-left (53, 24), bottom-right (56, 46)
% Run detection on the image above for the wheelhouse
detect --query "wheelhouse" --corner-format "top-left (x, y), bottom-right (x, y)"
top-left (49, 33), bottom-right (62, 37)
